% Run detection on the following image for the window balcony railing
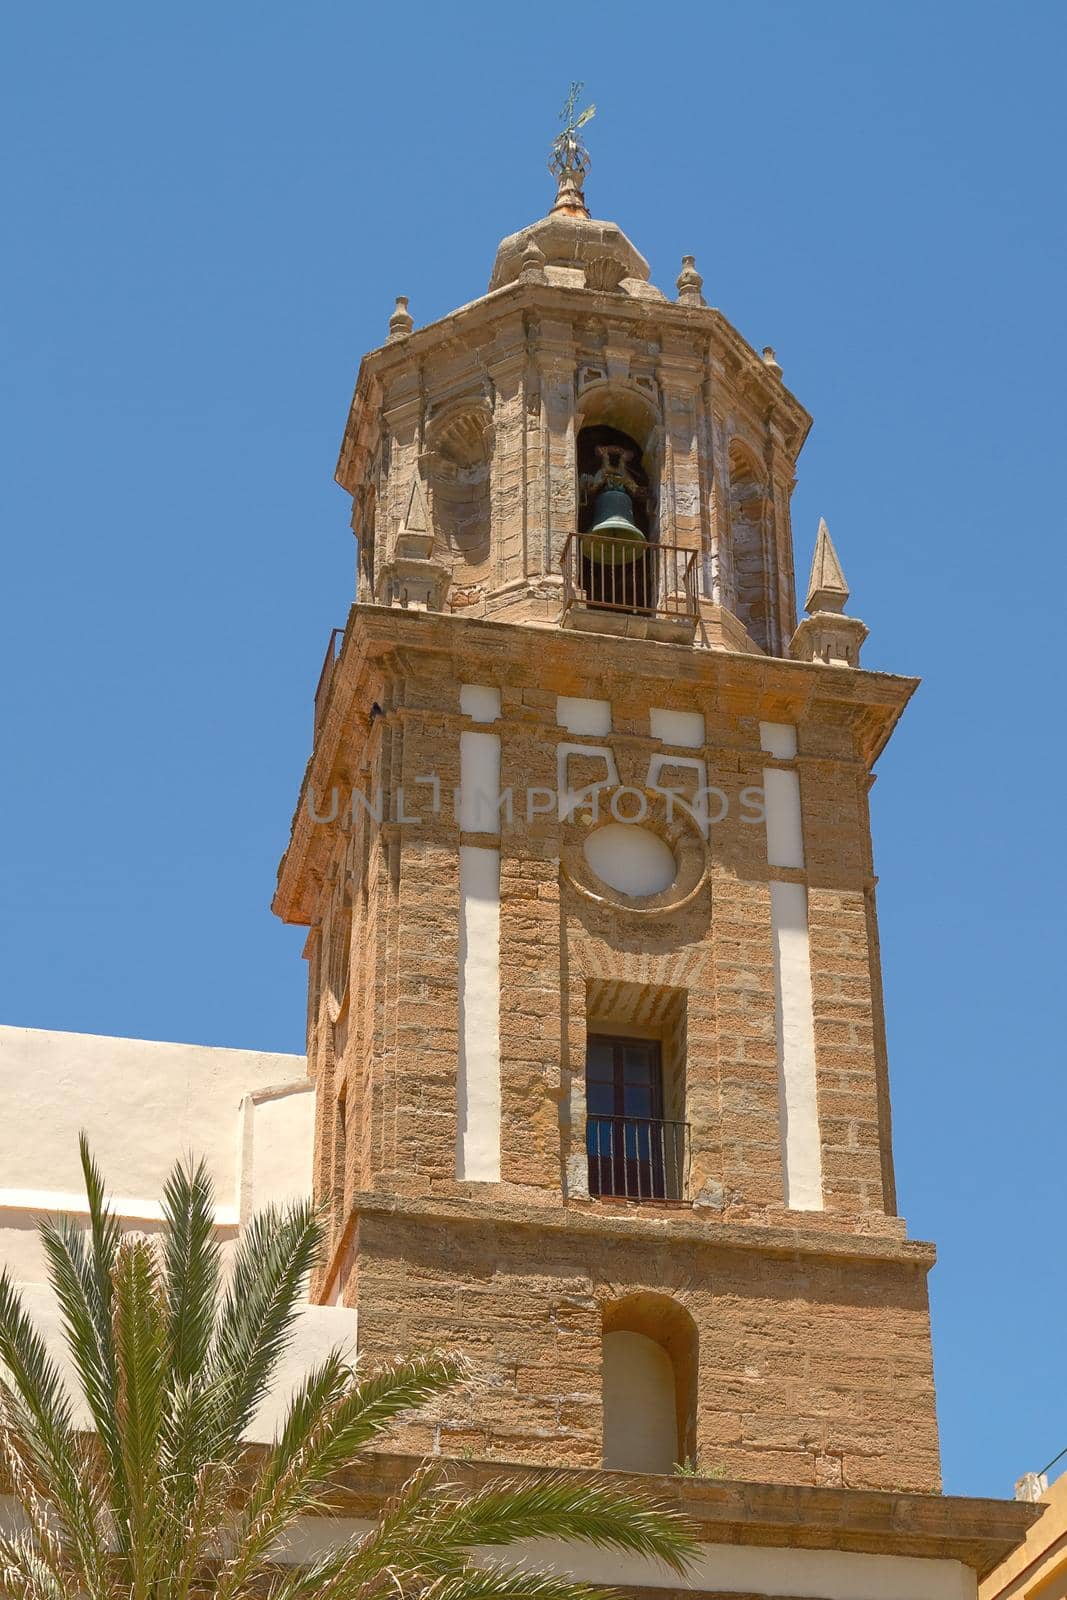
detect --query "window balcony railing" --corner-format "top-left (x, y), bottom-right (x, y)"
top-left (586, 1115), bottom-right (690, 1203)
top-left (560, 533), bottom-right (699, 626)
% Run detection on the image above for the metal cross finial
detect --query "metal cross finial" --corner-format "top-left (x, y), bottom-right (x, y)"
top-left (549, 82), bottom-right (595, 216)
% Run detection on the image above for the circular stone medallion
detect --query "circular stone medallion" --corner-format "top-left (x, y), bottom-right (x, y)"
top-left (583, 823), bottom-right (677, 898)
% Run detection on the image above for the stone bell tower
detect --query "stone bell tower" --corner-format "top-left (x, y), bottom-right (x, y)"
top-left (273, 115), bottom-right (940, 1492)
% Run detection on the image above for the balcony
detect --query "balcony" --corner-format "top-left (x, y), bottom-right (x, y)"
top-left (586, 1115), bottom-right (690, 1203)
top-left (560, 533), bottom-right (699, 641)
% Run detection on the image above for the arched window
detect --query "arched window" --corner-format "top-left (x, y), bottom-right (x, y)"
top-left (601, 1293), bottom-right (698, 1474)
top-left (728, 442), bottom-right (771, 651)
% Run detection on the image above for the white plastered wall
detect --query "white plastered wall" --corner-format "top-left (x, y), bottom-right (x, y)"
top-left (0, 1024), bottom-right (358, 1434)
top-left (196, 1514), bottom-right (977, 1600)
top-left (0, 1025), bottom-right (312, 1277)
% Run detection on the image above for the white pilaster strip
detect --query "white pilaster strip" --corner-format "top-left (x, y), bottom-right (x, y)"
top-left (764, 769), bottom-right (805, 868)
top-left (456, 845), bottom-right (502, 1181)
top-left (760, 721), bottom-right (804, 869)
top-left (459, 683), bottom-right (502, 833)
top-left (456, 686), bottom-right (502, 1182)
top-left (770, 880), bottom-right (823, 1210)
top-left (458, 733), bottom-right (501, 832)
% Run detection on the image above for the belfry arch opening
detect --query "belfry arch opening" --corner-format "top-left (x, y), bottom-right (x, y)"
top-left (576, 420), bottom-right (655, 614)
top-left (601, 1293), bottom-right (698, 1474)
top-left (576, 380), bottom-right (660, 524)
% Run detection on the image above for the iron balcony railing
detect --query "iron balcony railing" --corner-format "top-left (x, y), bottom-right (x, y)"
top-left (586, 1115), bottom-right (690, 1203)
top-left (313, 626), bottom-right (345, 738)
top-left (560, 532), bottom-right (699, 624)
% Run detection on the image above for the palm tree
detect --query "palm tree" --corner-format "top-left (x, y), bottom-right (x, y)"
top-left (0, 1138), bottom-right (698, 1599)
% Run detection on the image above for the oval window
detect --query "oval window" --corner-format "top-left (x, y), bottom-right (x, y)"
top-left (583, 823), bottom-right (677, 898)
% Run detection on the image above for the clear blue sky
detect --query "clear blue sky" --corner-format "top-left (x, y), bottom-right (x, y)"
top-left (2, 1), bottom-right (1065, 1502)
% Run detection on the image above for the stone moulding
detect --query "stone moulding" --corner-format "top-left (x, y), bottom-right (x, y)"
top-left (301, 1451), bottom-right (1039, 1579)
top-left (333, 277), bottom-right (814, 499)
top-left (345, 1189), bottom-right (936, 1271)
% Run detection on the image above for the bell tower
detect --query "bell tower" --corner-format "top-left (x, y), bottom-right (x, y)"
top-left (273, 111), bottom-right (939, 1492)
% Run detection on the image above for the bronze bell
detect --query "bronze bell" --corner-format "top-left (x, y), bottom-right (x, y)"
top-left (585, 451), bottom-right (643, 569)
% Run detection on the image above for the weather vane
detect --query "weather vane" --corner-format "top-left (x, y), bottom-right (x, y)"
top-left (549, 81), bottom-right (595, 182)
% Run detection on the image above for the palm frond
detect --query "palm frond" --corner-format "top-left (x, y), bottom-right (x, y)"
top-left (380, 1473), bottom-right (699, 1578)
top-left (112, 1234), bottom-right (170, 1592)
top-left (0, 1533), bottom-right (70, 1600)
top-left (205, 1198), bottom-right (322, 1451)
top-left (37, 1217), bottom-right (124, 1469)
top-left (77, 1133), bottom-right (122, 1339)
top-left (0, 1142), bottom-right (698, 1600)
top-left (264, 1545), bottom-right (620, 1600)
top-left (424, 1564), bottom-right (617, 1600)
top-left (0, 1272), bottom-right (112, 1591)
top-left (0, 1408), bottom-right (78, 1595)
top-left (216, 1353), bottom-right (465, 1600)
top-left (0, 1272), bottom-right (75, 1439)
top-left (157, 1456), bottom-right (234, 1600)
top-left (161, 1156), bottom-right (220, 1389)
top-left (0, 1384), bottom-right (112, 1600)
top-left (70, 1133), bottom-right (129, 1542)
top-left (254, 1348), bottom-right (352, 1498)
top-left (307, 1351), bottom-right (468, 1461)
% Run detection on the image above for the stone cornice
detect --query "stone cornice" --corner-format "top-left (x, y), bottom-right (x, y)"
top-left (335, 279), bottom-right (812, 495)
top-left (314, 1452), bottom-right (1038, 1578)
top-left (347, 1188), bottom-right (936, 1271)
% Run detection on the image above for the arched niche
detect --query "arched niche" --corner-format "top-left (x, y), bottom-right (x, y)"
top-left (727, 440), bottom-right (771, 650)
top-left (425, 403), bottom-right (493, 584)
top-left (601, 1292), bottom-right (698, 1473)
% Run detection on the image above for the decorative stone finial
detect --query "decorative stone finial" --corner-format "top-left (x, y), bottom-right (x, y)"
top-left (805, 517), bottom-right (850, 614)
top-left (762, 346), bottom-right (783, 380)
top-left (789, 518), bottom-right (867, 668)
top-left (548, 82), bottom-right (594, 220)
top-left (387, 295), bottom-right (413, 342)
top-left (519, 234), bottom-right (547, 284)
top-left (676, 255), bottom-right (706, 307)
top-left (377, 472), bottom-right (450, 612)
